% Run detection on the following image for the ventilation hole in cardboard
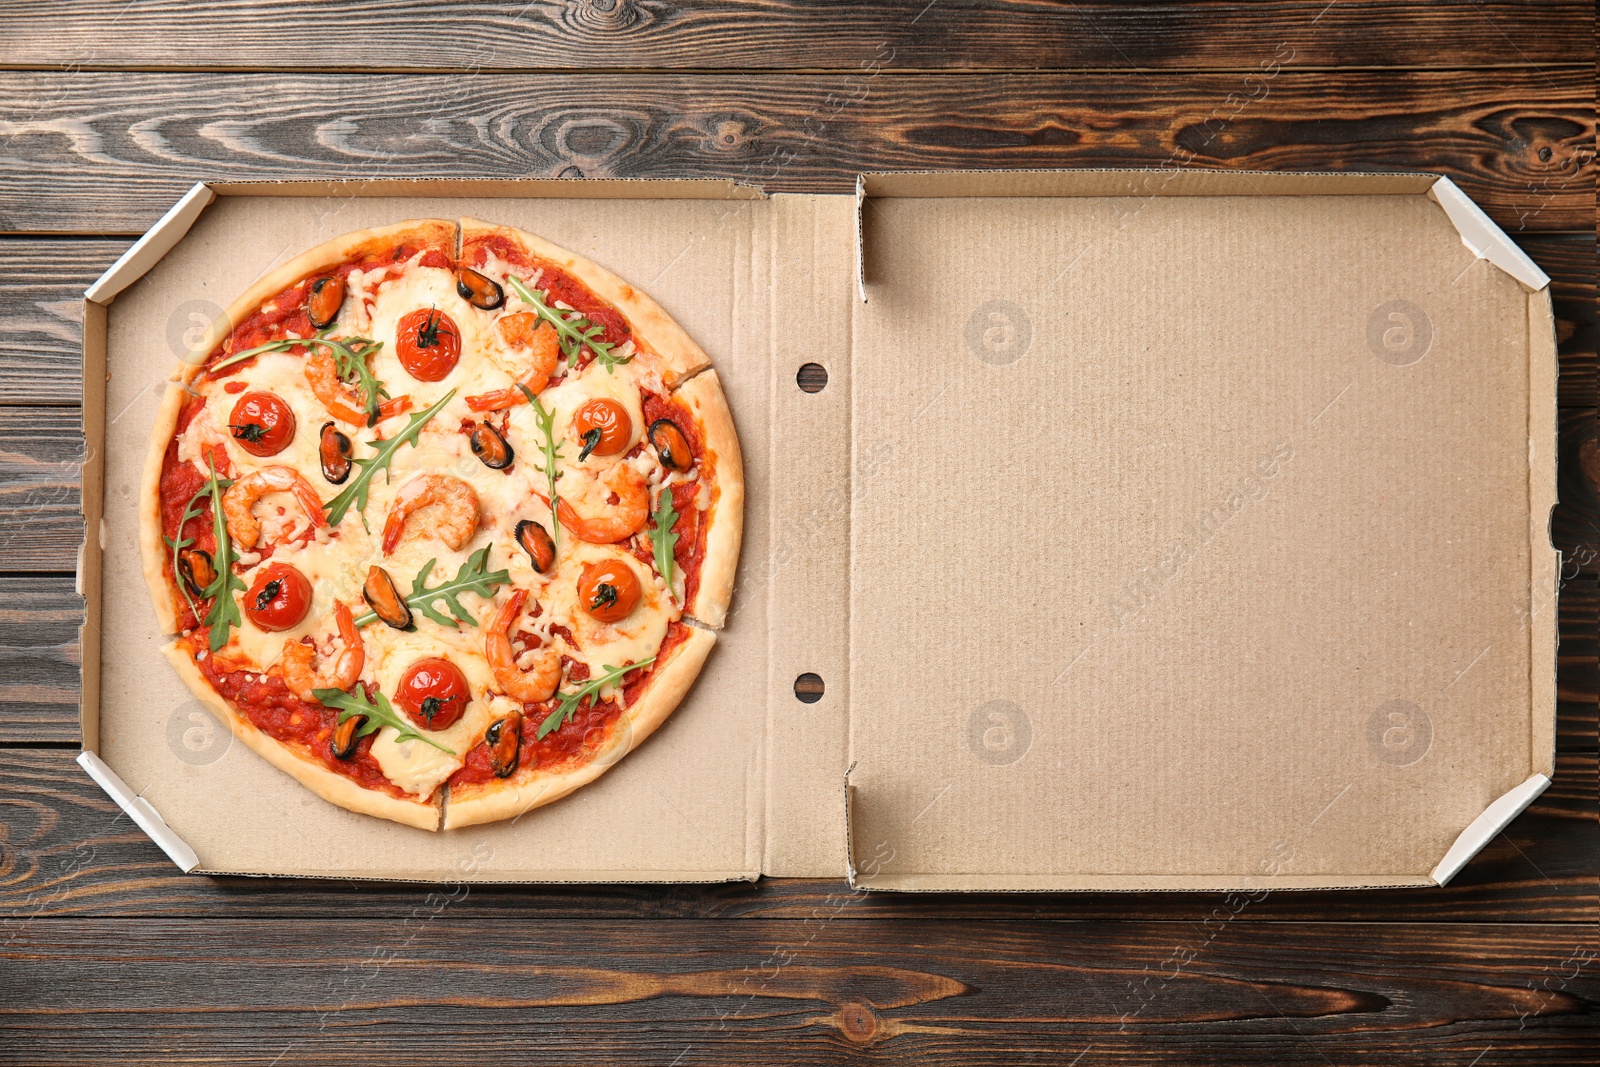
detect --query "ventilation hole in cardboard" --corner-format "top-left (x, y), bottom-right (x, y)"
top-left (794, 672), bottom-right (825, 703)
top-left (797, 363), bottom-right (828, 393)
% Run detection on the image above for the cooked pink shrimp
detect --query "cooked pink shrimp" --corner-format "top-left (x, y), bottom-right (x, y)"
top-left (554, 462), bottom-right (649, 544)
top-left (381, 473), bottom-right (480, 554)
top-left (484, 589), bottom-right (561, 703)
top-left (466, 313), bottom-right (562, 411)
top-left (222, 465), bottom-right (328, 550)
top-left (279, 602), bottom-right (364, 702)
top-left (304, 349), bottom-right (412, 426)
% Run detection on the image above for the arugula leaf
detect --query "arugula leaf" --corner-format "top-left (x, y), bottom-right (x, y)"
top-left (506, 275), bottom-right (633, 373)
top-left (163, 483), bottom-right (215, 622)
top-left (312, 685), bottom-right (455, 754)
top-left (207, 329), bottom-right (389, 425)
top-left (519, 383), bottom-right (563, 546)
top-left (535, 657), bottom-right (656, 740)
top-left (198, 456), bottom-right (245, 652)
top-left (323, 389), bottom-right (456, 528)
top-left (651, 488), bottom-right (680, 600)
top-left (353, 546), bottom-right (511, 629)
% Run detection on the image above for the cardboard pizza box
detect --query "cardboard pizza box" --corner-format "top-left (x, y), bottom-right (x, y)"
top-left (77, 172), bottom-right (1558, 889)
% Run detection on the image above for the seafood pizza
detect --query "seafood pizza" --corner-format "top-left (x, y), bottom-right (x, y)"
top-left (140, 219), bottom-right (742, 830)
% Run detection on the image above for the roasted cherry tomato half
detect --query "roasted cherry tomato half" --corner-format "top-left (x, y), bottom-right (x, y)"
top-left (396, 657), bottom-right (471, 731)
top-left (571, 397), bottom-right (632, 460)
top-left (243, 563), bottom-right (312, 632)
top-left (228, 391), bottom-right (297, 457)
top-left (396, 308), bottom-right (462, 382)
top-left (577, 559), bottom-right (642, 623)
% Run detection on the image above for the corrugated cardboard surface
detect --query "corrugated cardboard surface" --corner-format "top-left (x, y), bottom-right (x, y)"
top-left (847, 182), bottom-right (1554, 889)
top-left (82, 174), bottom-right (1556, 887)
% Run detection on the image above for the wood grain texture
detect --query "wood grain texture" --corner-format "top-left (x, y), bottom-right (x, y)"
top-left (0, 69), bottom-right (1590, 233)
top-left (0, 1), bottom-right (1588, 72)
top-left (0, 749), bottom-right (1591, 923)
top-left (2, 918), bottom-right (1595, 1065)
top-left (0, 578), bottom-right (79, 744)
top-left (0, 239), bottom-right (122, 405)
top-left (0, 407), bottom-right (84, 573)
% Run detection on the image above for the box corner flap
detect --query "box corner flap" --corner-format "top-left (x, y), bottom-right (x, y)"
top-left (76, 751), bottom-right (201, 873)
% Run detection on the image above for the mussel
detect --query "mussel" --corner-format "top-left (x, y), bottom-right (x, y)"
top-left (456, 266), bottom-right (505, 310)
top-left (176, 548), bottom-right (217, 598)
top-left (649, 418), bottom-right (693, 471)
top-left (306, 276), bottom-right (345, 329)
top-left (515, 519), bottom-right (557, 573)
top-left (330, 713), bottom-right (364, 759)
top-left (469, 422), bottom-right (513, 469)
top-left (363, 565), bottom-right (413, 630)
top-left (485, 713), bottom-right (522, 778)
top-left (319, 421), bottom-right (353, 484)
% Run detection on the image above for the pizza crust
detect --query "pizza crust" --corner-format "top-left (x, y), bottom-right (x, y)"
top-left (140, 382), bottom-right (194, 636)
top-left (442, 625), bottom-right (716, 829)
top-left (161, 642), bottom-right (442, 831)
top-left (673, 370), bottom-right (744, 629)
top-left (460, 217), bottom-right (713, 387)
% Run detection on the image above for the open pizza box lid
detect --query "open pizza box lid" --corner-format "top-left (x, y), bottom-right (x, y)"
top-left (77, 171), bottom-right (1557, 889)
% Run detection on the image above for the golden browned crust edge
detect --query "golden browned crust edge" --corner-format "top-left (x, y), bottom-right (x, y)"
top-left (459, 217), bottom-right (713, 388)
top-left (139, 383), bottom-right (191, 636)
top-left (442, 626), bottom-right (717, 829)
top-left (161, 641), bottom-right (442, 831)
top-left (673, 370), bottom-right (744, 629)
top-left (170, 218), bottom-right (457, 389)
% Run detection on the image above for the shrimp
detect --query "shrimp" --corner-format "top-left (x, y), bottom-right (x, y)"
top-left (381, 473), bottom-right (480, 555)
top-left (222, 465), bottom-right (328, 550)
top-left (304, 349), bottom-right (412, 426)
top-left (553, 461), bottom-right (650, 544)
top-left (466, 313), bottom-right (562, 412)
top-left (279, 602), bottom-right (365, 702)
top-left (484, 589), bottom-right (561, 703)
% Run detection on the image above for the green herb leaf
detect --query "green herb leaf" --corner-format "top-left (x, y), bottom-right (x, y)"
top-left (323, 389), bottom-right (456, 528)
top-left (198, 457), bottom-right (245, 653)
top-left (506, 275), bottom-right (633, 373)
top-left (312, 684), bottom-right (455, 754)
top-left (519, 383), bottom-right (563, 547)
top-left (353, 545), bottom-right (510, 629)
top-left (208, 329), bottom-right (390, 425)
top-left (535, 657), bottom-right (656, 740)
top-left (164, 477), bottom-right (219, 622)
top-left (652, 487), bottom-right (680, 599)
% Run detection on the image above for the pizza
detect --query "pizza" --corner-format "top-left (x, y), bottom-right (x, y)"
top-left (139, 218), bottom-right (743, 830)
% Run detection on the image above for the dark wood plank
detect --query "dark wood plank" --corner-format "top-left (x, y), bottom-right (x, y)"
top-left (0, 748), bottom-right (1589, 922)
top-left (0, 70), bottom-right (1589, 234)
top-left (0, 238), bottom-right (123, 406)
top-left (2, 917), bottom-right (1595, 1065)
top-left (1557, 409), bottom-right (1599, 577)
top-left (0, 1), bottom-right (1587, 72)
top-left (1540, 232), bottom-right (1596, 408)
top-left (0, 407), bottom-right (83, 574)
top-left (0, 578), bottom-right (79, 744)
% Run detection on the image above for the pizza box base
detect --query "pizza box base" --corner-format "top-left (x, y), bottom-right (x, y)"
top-left (77, 172), bottom-right (1557, 889)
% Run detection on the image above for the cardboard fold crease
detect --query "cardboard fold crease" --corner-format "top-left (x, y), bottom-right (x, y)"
top-left (79, 172), bottom-right (1557, 889)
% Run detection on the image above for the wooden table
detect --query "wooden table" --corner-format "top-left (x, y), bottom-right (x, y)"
top-left (1, 3), bottom-right (1595, 1062)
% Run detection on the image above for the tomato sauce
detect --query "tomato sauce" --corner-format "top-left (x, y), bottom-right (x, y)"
top-left (194, 644), bottom-right (414, 800)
